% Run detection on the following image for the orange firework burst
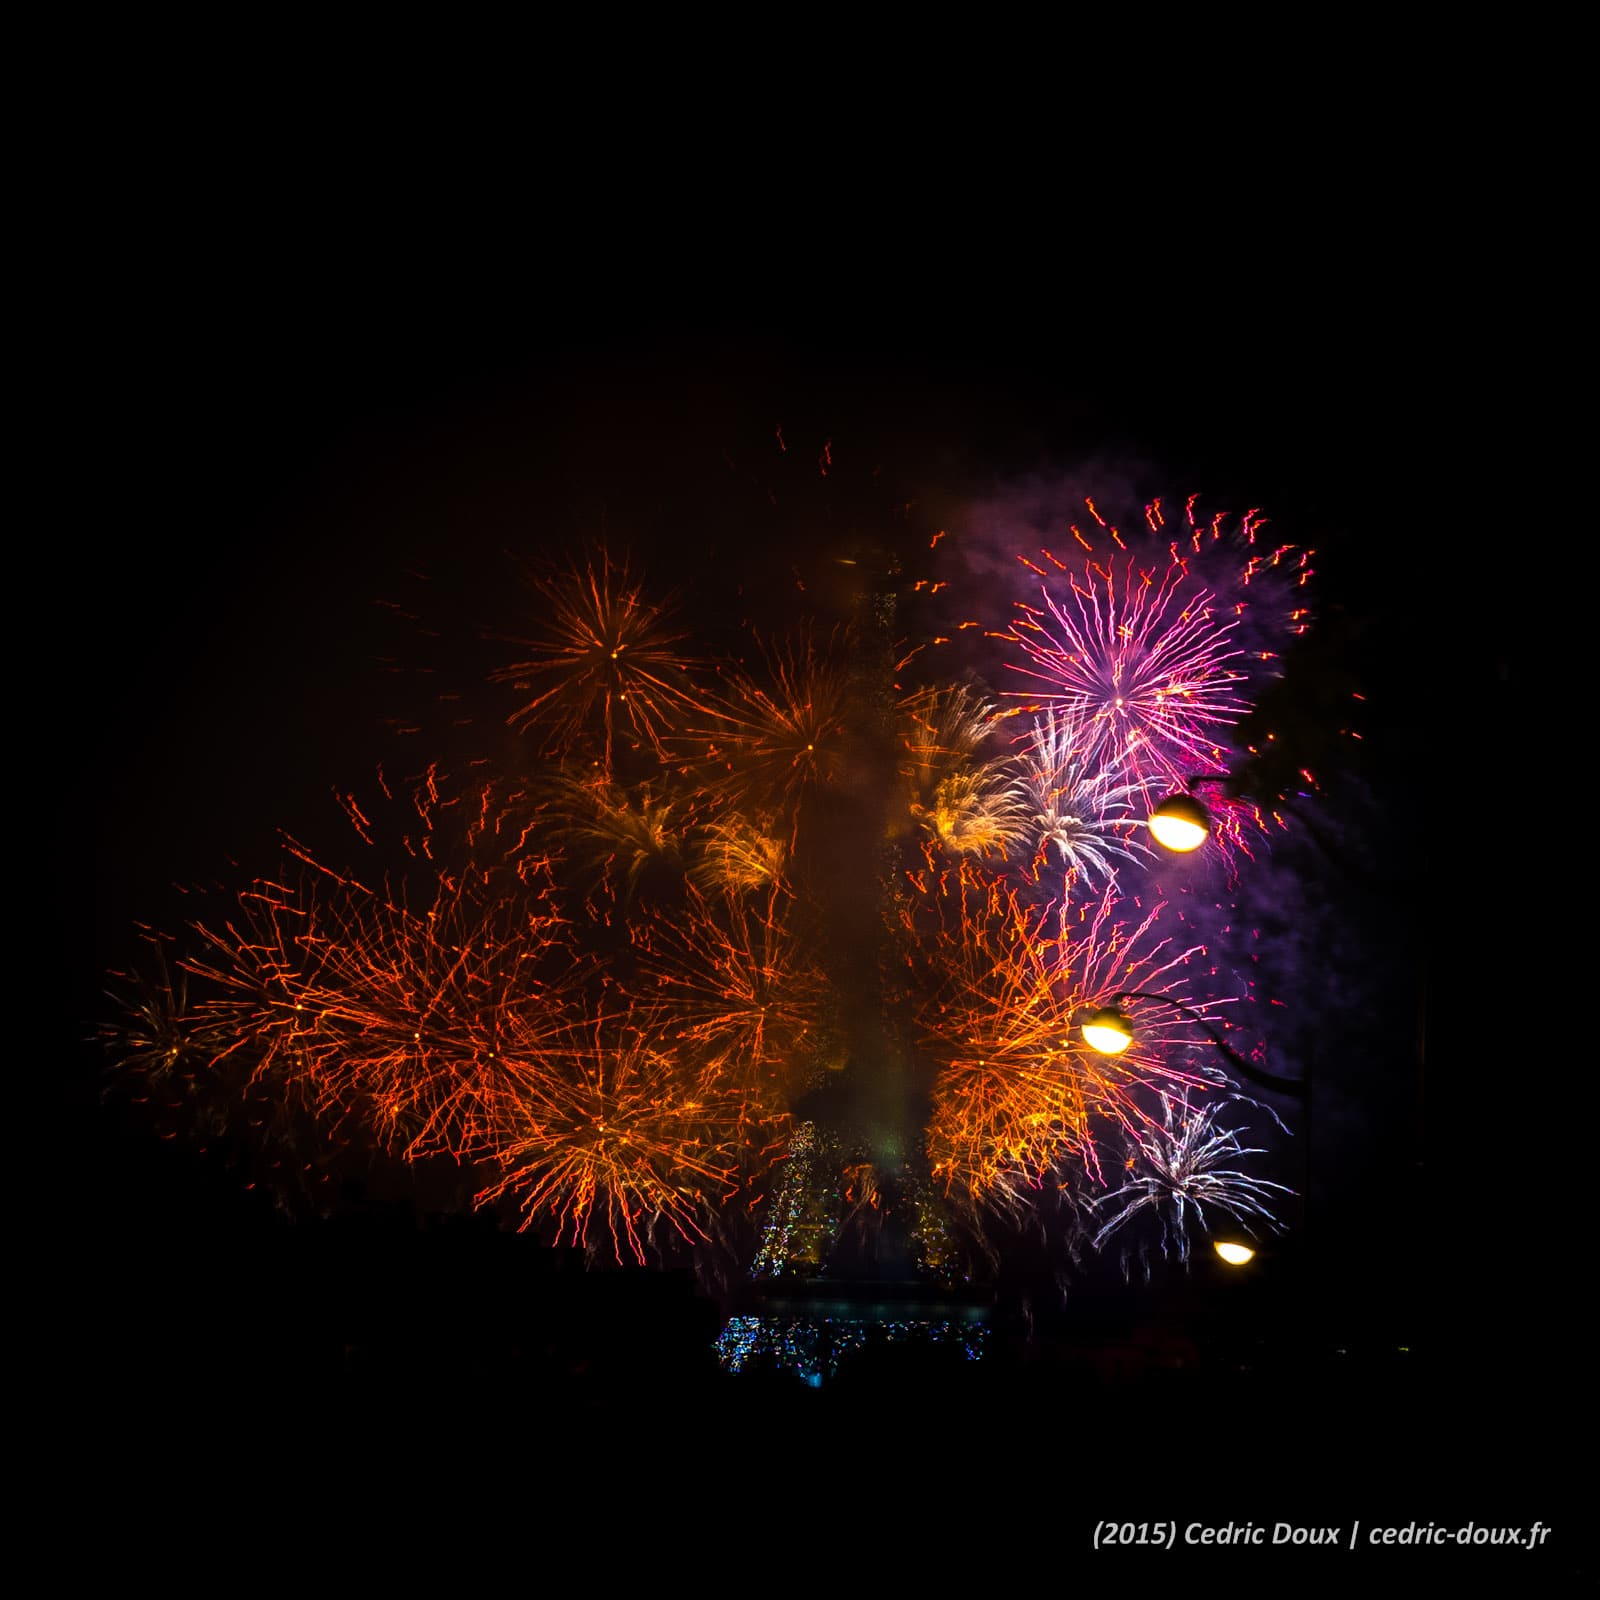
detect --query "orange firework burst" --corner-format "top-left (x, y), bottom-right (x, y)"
top-left (689, 628), bottom-right (851, 817)
top-left (631, 884), bottom-right (826, 1108)
top-left (490, 548), bottom-right (706, 768)
top-left (689, 811), bottom-right (789, 896)
top-left (916, 768), bottom-right (1031, 859)
top-left (899, 683), bottom-right (1002, 796)
top-left (899, 684), bottom-right (1029, 858)
top-left (539, 767), bottom-right (687, 900)
top-left (904, 862), bottom-right (1226, 1212)
top-left (104, 946), bottom-right (226, 1090)
top-left (474, 1008), bottom-right (784, 1264)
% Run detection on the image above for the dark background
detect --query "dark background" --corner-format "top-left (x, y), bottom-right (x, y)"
top-left (48, 229), bottom-right (1558, 1550)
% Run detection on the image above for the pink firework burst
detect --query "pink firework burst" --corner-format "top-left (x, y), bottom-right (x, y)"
top-left (1002, 551), bottom-right (1249, 803)
top-left (995, 495), bottom-right (1313, 813)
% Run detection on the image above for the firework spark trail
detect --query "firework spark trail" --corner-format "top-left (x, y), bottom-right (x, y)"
top-left (474, 1008), bottom-right (785, 1264)
top-left (166, 863), bottom-right (786, 1262)
top-left (280, 872), bottom-right (580, 1160)
top-left (177, 877), bottom-right (342, 1085)
top-left (916, 767), bottom-right (1032, 859)
top-left (490, 548), bottom-right (709, 769)
top-left (905, 864), bottom-right (1231, 1212)
top-left (953, 489), bottom-right (1310, 656)
top-left (103, 937), bottom-right (378, 1202)
top-left (899, 684), bottom-right (1003, 796)
top-left (1089, 1091), bottom-right (1292, 1269)
top-left (981, 496), bottom-right (1313, 860)
top-left (103, 946), bottom-right (224, 1088)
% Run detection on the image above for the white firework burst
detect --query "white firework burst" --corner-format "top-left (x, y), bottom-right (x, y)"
top-left (1090, 1092), bottom-right (1290, 1268)
top-left (1019, 710), bottom-right (1149, 885)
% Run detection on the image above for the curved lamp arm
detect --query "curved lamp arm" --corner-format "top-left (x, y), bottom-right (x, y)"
top-left (1112, 991), bottom-right (1311, 1100)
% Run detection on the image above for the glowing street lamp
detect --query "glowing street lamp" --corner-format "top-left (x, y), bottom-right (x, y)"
top-left (1079, 1006), bottom-right (1134, 1055)
top-left (1213, 1240), bottom-right (1256, 1266)
top-left (1148, 793), bottom-right (1210, 852)
top-left (1148, 772), bottom-right (1236, 853)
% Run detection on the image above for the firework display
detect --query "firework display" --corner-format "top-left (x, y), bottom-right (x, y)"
top-left (106, 489), bottom-right (1309, 1293)
top-left (899, 685), bottom-right (1027, 858)
top-left (474, 1008), bottom-right (774, 1264)
top-left (1002, 551), bottom-right (1249, 793)
top-left (541, 768), bottom-right (686, 899)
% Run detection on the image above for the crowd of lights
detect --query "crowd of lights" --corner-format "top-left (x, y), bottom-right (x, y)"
top-left (715, 1316), bottom-right (988, 1384)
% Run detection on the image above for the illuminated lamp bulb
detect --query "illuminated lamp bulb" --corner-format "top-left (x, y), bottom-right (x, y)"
top-left (1149, 793), bottom-right (1211, 852)
top-left (1080, 1006), bottom-right (1134, 1055)
top-left (1214, 1241), bottom-right (1255, 1266)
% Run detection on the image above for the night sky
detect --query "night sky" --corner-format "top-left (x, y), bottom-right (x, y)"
top-left (53, 247), bottom-right (1561, 1548)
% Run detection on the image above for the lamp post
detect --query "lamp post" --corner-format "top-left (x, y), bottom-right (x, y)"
top-left (1148, 773), bottom-right (1362, 889)
top-left (1079, 991), bottom-right (1310, 1102)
